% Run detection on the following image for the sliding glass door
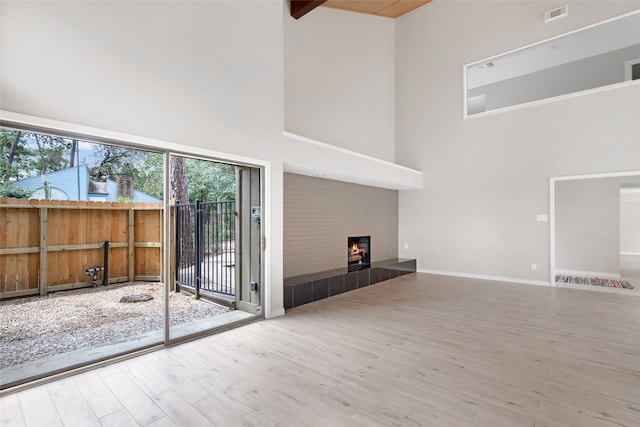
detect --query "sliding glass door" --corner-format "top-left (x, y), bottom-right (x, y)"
top-left (0, 127), bottom-right (264, 390)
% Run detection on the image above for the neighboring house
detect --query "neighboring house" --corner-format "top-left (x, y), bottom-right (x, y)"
top-left (12, 165), bottom-right (161, 202)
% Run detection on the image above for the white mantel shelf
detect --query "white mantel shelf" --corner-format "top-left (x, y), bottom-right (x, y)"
top-left (282, 131), bottom-right (423, 191)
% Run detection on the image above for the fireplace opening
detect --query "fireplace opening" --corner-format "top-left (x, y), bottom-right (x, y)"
top-left (348, 236), bottom-right (370, 272)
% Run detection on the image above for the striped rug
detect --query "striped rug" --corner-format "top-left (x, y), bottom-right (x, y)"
top-left (555, 275), bottom-right (634, 289)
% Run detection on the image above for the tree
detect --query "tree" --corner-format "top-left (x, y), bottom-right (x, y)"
top-left (69, 140), bottom-right (78, 167)
top-left (32, 133), bottom-right (72, 175)
top-left (89, 144), bottom-right (145, 182)
top-left (1, 130), bottom-right (71, 181)
top-left (6, 131), bottom-right (21, 176)
top-left (0, 130), bottom-right (69, 199)
top-left (1, 129), bottom-right (35, 181)
top-left (2, 128), bottom-right (236, 209)
top-left (135, 153), bottom-right (164, 200)
top-left (171, 155), bottom-right (194, 266)
top-left (170, 155), bottom-right (189, 204)
top-left (186, 159), bottom-right (235, 202)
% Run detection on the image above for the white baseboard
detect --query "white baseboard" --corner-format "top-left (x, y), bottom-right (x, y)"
top-left (555, 269), bottom-right (621, 279)
top-left (417, 269), bottom-right (551, 287)
top-left (267, 308), bottom-right (285, 319)
top-left (620, 252), bottom-right (640, 257)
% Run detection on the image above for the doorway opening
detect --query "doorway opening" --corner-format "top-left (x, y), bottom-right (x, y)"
top-left (169, 157), bottom-right (263, 341)
top-left (550, 171), bottom-right (640, 296)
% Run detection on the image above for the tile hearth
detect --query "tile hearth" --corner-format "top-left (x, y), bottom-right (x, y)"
top-left (283, 258), bottom-right (416, 309)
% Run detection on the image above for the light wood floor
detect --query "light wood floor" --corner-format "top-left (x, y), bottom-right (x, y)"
top-left (2, 273), bottom-right (639, 426)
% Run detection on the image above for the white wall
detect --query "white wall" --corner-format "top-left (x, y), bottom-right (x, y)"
top-left (395, 0), bottom-right (640, 284)
top-left (1, 1), bottom-right (422, 316)
top-left (620, 186), bottom-right (640, 277)
top-left (284, 7), bottom-right (396, 161)
top-left (555, 178), bottom-right (620, 276)
top-left (1, 1), bottom-right (285, 159)
top-left (1, 0), bottom-right (288, 317)
top-left (621, 187), bottom-right (640, 254)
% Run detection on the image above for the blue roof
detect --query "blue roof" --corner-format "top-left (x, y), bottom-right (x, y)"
top-left (14, 166), bottom-right (161, 202)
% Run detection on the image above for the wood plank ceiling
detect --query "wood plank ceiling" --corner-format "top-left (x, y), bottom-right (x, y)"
top-left (289, 0), bottom-right (432, 20)
top-left (322, 0), bottom-right (432, 18)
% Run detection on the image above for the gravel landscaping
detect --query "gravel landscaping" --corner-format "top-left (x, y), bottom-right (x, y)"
top-left (0, 282), bottom-right (230, 369)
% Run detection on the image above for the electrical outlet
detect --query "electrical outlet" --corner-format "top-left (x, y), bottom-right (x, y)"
top-left (531, 263), bottom-right (537, 271)
top-left (404, 243), bottom-right (409, 250)
top-left (536, 214), bottom-right (548, 222)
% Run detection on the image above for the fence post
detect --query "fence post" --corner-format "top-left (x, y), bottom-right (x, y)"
top-left (128, 209), bottom-right (135, 282)
top-left (195, 200), bottom-right (201, 299)
top-left (39, 206), bottom-right (48, 296)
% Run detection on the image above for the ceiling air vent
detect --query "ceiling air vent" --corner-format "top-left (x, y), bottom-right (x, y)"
top-left (545, 5), bottom-right (568, 23)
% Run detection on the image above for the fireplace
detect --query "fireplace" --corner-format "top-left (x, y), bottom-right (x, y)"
top-left (348, 236), bottom-right (370, 272)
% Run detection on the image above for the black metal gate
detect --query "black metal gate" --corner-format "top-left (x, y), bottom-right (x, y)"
top-left (175, 200), bottom-right (236, 297)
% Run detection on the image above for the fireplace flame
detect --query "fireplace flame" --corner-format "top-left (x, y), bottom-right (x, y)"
top-left (348, 237), bottom-right (369, 270)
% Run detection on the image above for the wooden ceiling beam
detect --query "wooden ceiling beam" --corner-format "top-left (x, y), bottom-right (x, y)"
top-left (290, 0), bottom-right (327, 20)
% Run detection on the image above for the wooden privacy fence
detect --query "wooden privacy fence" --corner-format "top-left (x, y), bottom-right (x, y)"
top-left (0, 199), bottom-right (164, 299)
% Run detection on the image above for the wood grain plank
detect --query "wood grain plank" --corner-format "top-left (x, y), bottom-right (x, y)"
top-left (152, 390), bottom-right (211, 427)
top-left (102, 371), bottom-right (166, 426)
top-left (98, 408), bottom-right (139, 427)
top-left (0, 392), bottom-right (26, 427)
top-left (2, 273), bottom-right (640, 427)
top-left (46, 378), bottom-right (101, 427)
top-left (17, 385), bottom-right (64, 427)
top-left (72, 370), bottom-right (124, 419)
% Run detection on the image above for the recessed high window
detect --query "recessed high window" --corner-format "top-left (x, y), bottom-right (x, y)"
top-left (464, 10), bottom-right (640, 117)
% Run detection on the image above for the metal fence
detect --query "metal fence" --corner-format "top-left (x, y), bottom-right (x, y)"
top-left (175, 200), bottom-right (235, 297)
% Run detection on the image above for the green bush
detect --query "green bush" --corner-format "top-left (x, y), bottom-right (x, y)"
top-left (0, 183), bottom-right (32, 199)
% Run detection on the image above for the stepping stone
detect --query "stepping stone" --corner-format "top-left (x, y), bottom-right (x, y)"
top-left (119, 294), bottom-right (153, 303)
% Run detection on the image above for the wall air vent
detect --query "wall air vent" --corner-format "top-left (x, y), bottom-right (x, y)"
top-left (544, 5), bottom-right (568, 23)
